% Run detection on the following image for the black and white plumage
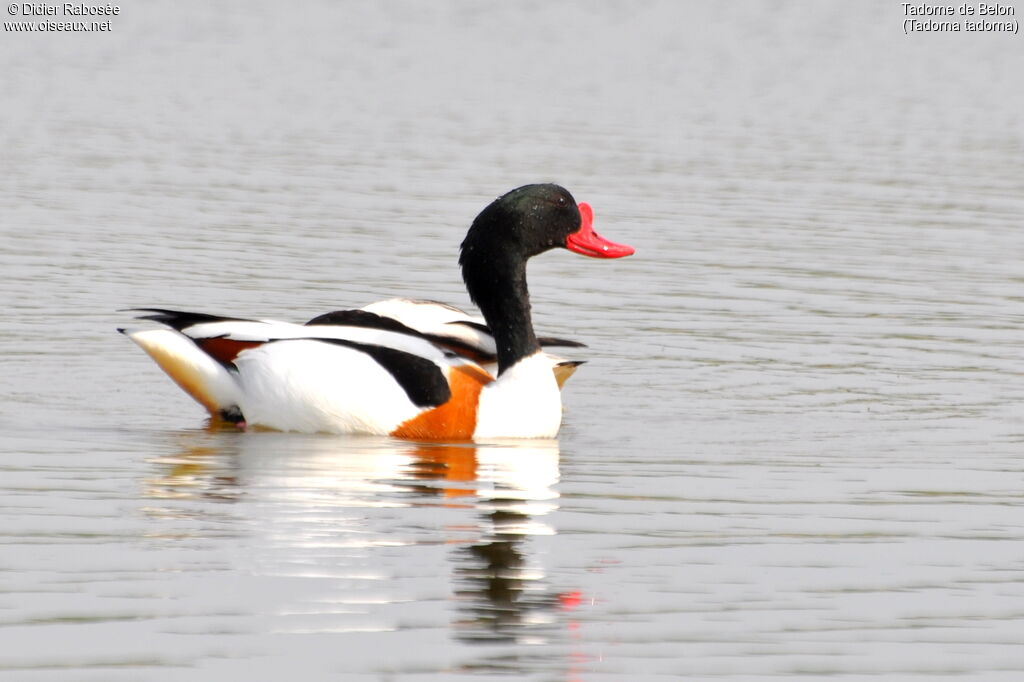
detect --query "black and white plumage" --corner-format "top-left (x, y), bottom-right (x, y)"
top-left (120, 184), bottom-right (634, 439)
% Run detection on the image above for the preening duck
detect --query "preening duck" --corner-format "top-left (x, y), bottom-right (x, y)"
top-left (121, 183), bottom-right (634, 439)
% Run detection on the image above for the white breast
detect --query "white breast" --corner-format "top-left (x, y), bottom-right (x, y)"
top-left (473, 352), bottom-right (563, 439)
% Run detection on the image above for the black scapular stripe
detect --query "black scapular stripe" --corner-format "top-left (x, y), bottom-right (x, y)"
top-left (446, 319), bottom-right (491, 335)
top-left (306, 309), bottom-right (478, 360)
top-left (292, 337), bottom-right (452, 409)
top-left (305, 309), bottom-right (422, 335)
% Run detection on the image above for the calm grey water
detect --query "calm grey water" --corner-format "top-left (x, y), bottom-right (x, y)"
top-left (2, 1), bottom-right (1024, 680)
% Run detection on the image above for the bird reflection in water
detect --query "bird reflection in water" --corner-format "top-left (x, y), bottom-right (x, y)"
top-left (402, 442), bottom-right (566, 644)
top-left (144, 423), bottom-right (246, 505)
top-left (146, 428), bottom-right (573, 645)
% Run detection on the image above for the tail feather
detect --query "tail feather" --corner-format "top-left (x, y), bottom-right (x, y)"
top-left (121, 327), bottom-right (242, 418)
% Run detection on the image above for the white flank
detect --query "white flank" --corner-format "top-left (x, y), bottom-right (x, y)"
top-left (122, 328), bottom-right (241, 414)
top-left (473, 352), bottom-right (563, 439)
top-left (232, 339), bottom-right (426, 435)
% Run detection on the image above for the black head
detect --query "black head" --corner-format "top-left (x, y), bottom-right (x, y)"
top-left (460, 183), bottom-right (583, 264)
top-left (457, 183), bottom-right (634, 373)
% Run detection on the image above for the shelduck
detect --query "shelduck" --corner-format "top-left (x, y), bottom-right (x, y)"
top-left (121, 183), bottom-right (634, 439)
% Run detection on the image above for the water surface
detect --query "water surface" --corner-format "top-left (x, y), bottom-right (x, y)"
top-left (2, 1), bottom-right (1023, 680)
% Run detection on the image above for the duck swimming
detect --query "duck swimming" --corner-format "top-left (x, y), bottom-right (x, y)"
top-left (120, 183), bottom-right (634, 439)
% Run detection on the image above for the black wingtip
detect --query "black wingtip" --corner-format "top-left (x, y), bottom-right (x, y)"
top-left (116, 327), bottom-right (127, 335)
top-left (120, 308), bottom-right (247, 331)
top-left (538, 336), bottom-right (588, 349)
